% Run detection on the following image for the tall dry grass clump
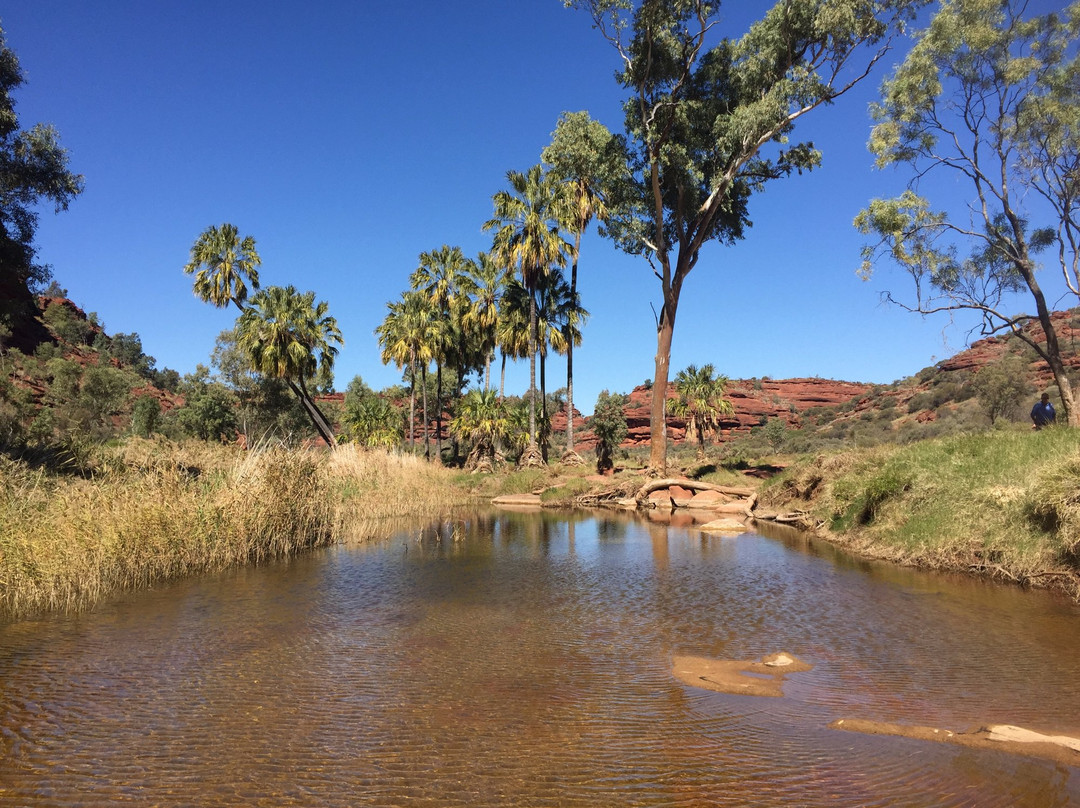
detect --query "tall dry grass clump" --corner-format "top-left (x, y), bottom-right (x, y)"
top-left (0, 439), bottom-right (334, 618)
top-left (0, 439), bottom-right (477, 618)
top-left (325, 444), bottom-right (475, 536)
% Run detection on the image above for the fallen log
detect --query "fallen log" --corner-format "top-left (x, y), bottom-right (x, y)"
top-left (635, 478), bottom-right (755, 501)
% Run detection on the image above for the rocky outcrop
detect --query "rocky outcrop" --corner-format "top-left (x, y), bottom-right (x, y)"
top-left (575, 376), bottom-right (872, 450)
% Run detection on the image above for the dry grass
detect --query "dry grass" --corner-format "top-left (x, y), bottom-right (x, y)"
top-left (0, 439), bottom-right (477, 619)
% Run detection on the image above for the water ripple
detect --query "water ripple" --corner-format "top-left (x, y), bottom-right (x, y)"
top-left (1, 512), bottom-right (1078, 806)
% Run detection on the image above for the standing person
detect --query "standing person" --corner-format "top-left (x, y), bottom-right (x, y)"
top-left (1031, 393), bottom-right (1056, 430)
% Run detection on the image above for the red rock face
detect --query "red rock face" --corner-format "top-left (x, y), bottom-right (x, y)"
top-left (574, 376), bottom-right (872, 450)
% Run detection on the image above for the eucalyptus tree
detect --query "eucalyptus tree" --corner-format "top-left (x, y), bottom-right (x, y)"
top-left (543, 111), bottom-right (614, 458)
top-left (234, 285), bottom-right (342, 447)
top-left (0, 24), bottom-right (84, 346)
top-left (375, 290), bottom-right (440, 454)
top-left (184, 223), bottom-right (262, 311)
top-left (568, 0), bottom-right (927, 473)
top-left (855, 0), bottom-right (1080, 425)
top-left (669, 363), bottom-right (734, 459)
top-left (484, 165), bottom-right (569, 462)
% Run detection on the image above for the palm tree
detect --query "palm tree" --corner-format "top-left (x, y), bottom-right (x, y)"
top-left (234, 285), bottom-right (343, 447)
top-left (374, 290), bottom-right (440, 455)
top-left (184, 223), bottom-right (262, 311)
top-left (543, 111), bottom-right (613, 460)
top-left (410, 245), bottom-right (473, 462)
top-left (344, 394), bottom-right (401, 449)
top-left (484, 164), bottom-right (568, 464)
top-left (669, 364), bottom-right (734, 460)
top-left (461, 251), bottom-right (507, 392)
top-left (450, 388), bottom-right (508, 472)
top-left (538, 271), bottom-right (589, 464)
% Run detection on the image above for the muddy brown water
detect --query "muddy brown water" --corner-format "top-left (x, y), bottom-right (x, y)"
top-left (2, 510), bottom-right (1079, 807)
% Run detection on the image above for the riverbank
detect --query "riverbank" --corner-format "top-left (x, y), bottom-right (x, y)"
top-left (0, 438), bottom-right (472, 619)
top-left (755, 427), bottom-right (1080, 599)
top-left (5, 427), bottom-right (1080, 619)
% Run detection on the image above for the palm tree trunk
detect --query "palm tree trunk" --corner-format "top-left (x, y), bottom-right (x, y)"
top-left (566, 341), bottom-right (575, 454)
top-left (408, 363), bottom-right (417, 451)
top-left (567, 229), bottom-right (582, 456)
top-left (435, 363), bottom-right (443, 464)
top-left (421, 365), bottom-right (430, 459)
top-left (528, 293), bottom-right (538, 447)
top-left (500, 351), bottom-right (507, 401)
top-left (287, 377), bottom-right (337, 448)
top-left (540, 344), bottom-right (548, 462)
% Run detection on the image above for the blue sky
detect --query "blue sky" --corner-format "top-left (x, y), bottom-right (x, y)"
top-left (6, 1), bottom-right (1071, 413)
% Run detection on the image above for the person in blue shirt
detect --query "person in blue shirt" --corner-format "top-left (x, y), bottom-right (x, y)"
top-left (1031, 393), bottom-right (1056, 429)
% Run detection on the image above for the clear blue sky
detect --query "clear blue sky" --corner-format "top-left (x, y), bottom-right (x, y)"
top-left (5, 1), bottom-right (1070, 413)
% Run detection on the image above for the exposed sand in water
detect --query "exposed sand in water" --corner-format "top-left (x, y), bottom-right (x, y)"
top-left (830, 718), bottom-right (1080, 769)
top-left (672, 653), bottom-right (1079, 768)
top-left (671, 652), bottom-right (813, 698)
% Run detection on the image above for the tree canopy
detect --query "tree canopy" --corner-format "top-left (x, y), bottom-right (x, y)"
top-left (570, 0), bottom-right (927, 472)
top-left (0, 25), bottom-right (83, 349)
top-left (855, 0), bottom-right (1080, 424)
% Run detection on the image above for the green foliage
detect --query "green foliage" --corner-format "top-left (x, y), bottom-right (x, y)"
top-left (174, 372), bottom-right (239, 442)
top-left (450, 388), bottom-right (508, 468)
top-left (42, 302), bottom-right (90, 345)
top-left (669, 363), bottom-right (734, 458)
top-left (183, 223), bottom-right (261, 310)
top-left (590, 390), bottom-right (628, 472)
top-left (972, 355), bottom-right (1032, 424)
top-left (856, 0), bottom-right (1080, 419)
top-left (484, 164), bottom-right (570, 452)
top-left (235, 285), bottom-right (342, 446)
top-left (762, 417), bottom-right (788, 452)
top-left (571, 0), bottom-right (926, 469)
top-left (33, 341), bottom-right (59, 361)
top-left (0, 25), bottom-right (83, 337)
top-left (79, 365), bottom-right (132, 432)
top-left (102, 332), bottom-right (157, 379)
top-left (131, 395), bottom-right (161, 438)
top-left (343, 376), bottom-right (403, 450)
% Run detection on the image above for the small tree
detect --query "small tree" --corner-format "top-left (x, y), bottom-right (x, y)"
top-left (342, 376), bottom-right (402, 449)
top-left (451, 388), bottom-right (508, 472)
top-left (669, 364), bottom-right (734, 459)
top-left (972, 355), bottom-right (1031, 425)
top-left (590, 390), bottom-right (628, 473)
top-left (131, 394), bottom-right (161, 438)
top-left (763, 417), bottom-right (788, 452)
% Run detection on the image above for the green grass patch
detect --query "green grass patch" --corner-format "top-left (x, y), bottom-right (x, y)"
top-left (766, 427), bottom-right (1080, 582)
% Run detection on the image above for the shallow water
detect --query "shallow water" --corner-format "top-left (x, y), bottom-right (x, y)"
top-left (2, 510), bottom-right (1079, 806)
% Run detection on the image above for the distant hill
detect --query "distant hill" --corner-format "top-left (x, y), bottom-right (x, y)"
top-left (557, 309), bottom-right (1080, 451)
top-left (11, 292), bottom-right (1077, 453)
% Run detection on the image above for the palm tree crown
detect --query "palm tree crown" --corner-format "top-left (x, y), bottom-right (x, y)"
top-left (184, 223), bottom-right (262, 310)
top-left (484, 164), bottom-right (569, 457)
top-left (235, 285), bottom-right (343, 447)
top-left (670, 363), bottom-right (734, 459)
top-left (236, 285), bottom-right (342, 383)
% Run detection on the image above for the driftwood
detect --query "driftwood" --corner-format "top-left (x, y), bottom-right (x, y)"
top-left (635, 478), bottom-right (755, 501)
